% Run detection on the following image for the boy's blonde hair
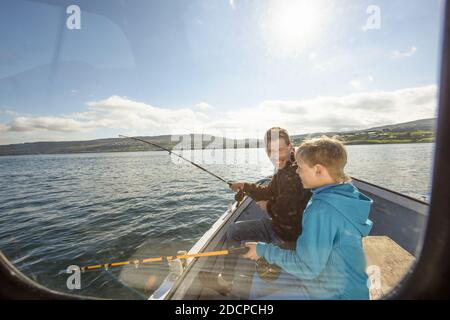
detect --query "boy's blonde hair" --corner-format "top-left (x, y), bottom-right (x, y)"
top-left (296, 135), bottom-right (351, 183)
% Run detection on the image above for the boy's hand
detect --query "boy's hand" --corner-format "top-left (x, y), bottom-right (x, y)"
top-left (230, 182), bottom-right (245, 192)
top-left (242, 242), bottom-right (260, 261)
top-left (256, 200), bottom-right (268, 211)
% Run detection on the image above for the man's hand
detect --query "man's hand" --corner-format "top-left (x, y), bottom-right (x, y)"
top-left (242, 242), bottom-right (260, 261)
top-left (256, 200), bottom-right (268, 211)
top-left (230, 182), bottom-right (245, 192)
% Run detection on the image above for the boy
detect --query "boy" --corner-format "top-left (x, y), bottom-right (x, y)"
top-left (201, 127), bottom-right (311, 296)
top-left (243, 136), bottom-right (373, 299)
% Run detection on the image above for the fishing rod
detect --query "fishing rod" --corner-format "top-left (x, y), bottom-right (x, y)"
top-left (80, 246), bottom-right (249, 272)
top-left (119, 135), bottom-right (232, 187)
top-left (79, 246), bottom-right (280, 282)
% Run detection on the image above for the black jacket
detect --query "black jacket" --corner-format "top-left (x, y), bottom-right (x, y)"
top-left (242, 153), bottom-right (311, 245)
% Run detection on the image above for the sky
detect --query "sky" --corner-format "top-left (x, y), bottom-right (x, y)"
top-left (0, 0), bottom-right (445, 145)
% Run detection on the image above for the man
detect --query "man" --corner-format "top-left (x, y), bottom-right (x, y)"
top-left (201, 127), bottom-right (311, 296)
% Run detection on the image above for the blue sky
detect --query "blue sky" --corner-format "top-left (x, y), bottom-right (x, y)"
top-left (0, 0), bottom-right (445, 144)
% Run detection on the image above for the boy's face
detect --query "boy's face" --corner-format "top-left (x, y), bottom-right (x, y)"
top-left (296, 156), bottom-right (321, 189)
top-left (267, 139), bottom-right (292, 170)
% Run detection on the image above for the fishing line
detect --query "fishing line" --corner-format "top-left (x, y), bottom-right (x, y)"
top-left (119, 135), bottom-right (233, 187)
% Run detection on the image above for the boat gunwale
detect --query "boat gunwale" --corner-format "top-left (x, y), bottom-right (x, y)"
top-left (161, 195), bottom-right (255, 299)
top-left (351, 177), bottom-right (429, 205)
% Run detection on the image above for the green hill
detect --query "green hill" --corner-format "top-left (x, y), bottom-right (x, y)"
top-left (290, 118), bottom-right (436, 145)
top-left (0, 134), bottom-right (263, 156)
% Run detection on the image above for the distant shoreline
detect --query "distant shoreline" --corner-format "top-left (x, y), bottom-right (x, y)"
top-left (344, 139), bottom-right (435, 145)
top-left (0, 141), bottom-right (435, 157)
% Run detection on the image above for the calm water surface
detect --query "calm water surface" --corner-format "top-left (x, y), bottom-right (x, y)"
top-left (0, 143), bottom-right (434, 299)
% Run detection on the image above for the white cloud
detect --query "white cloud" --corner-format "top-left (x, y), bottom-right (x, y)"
top-left (194, 102), bottom-right (214, 111)
top-left (349, 75), bottom-right (375, 91)
top-left (0, 85), bottom-right (438, 143)
top-left (201, 85), bottom-right (438, 135)
top-left (0, 109), bottom-right (20, 117)
top-left (1, 96), bottom-right (208, 135)
top-left (391, 46), bottom-right (417, 59)
top-left (85, 95), bottom-right (209, 132)
top-left (349, 79), bottom-right (364, 91)
top-left (6, 116), bottom-right (93, 132)
top-left (313, 64), bottom-right (327, 72)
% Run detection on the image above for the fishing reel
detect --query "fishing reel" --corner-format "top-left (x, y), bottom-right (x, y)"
top-left (255, 242), bottom-right (294, 282)
top-left (255, 257), bottom-right (281, 282)
top-left (228, 246), bottom-right (280, 281)
top-left (234, 189), bottom-right (245, 203)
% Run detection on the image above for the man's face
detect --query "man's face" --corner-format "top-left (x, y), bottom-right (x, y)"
top-left (267, 139), bottom-right (292, 170)
top-left (295, 156), bottom-right (318, 189)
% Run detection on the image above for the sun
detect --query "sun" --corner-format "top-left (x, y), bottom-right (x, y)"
top-left (260, 0), bottom-right (330, 58)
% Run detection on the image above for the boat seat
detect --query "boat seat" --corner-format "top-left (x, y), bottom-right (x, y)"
top-left (362, 236), bottom-right (415, 300)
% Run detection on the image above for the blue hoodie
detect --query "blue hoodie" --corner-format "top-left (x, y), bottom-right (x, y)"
top-left (256, 182), bottom-right (373, 300)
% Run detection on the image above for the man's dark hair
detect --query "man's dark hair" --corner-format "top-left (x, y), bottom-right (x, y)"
top-left (264, 127), bottom-right (291, 147)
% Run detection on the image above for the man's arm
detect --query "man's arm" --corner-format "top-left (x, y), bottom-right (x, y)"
top-left (255, 201), bottom-right (338, 280)
top-left (240, 178), bottom-right (276, 202)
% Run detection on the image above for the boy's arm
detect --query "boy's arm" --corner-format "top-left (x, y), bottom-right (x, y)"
top-left (256, 201), bottom-right (338, 280)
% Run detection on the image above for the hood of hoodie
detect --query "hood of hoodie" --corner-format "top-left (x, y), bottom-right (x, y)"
top-left (312, 183), bottom-right (373, 236)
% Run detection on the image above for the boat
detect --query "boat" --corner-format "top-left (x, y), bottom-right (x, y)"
top-left (143, 176), bottom-right (427, 300)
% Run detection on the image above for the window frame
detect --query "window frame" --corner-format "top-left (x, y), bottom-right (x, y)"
top-left (0, 2), bottom-right (449, 300)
